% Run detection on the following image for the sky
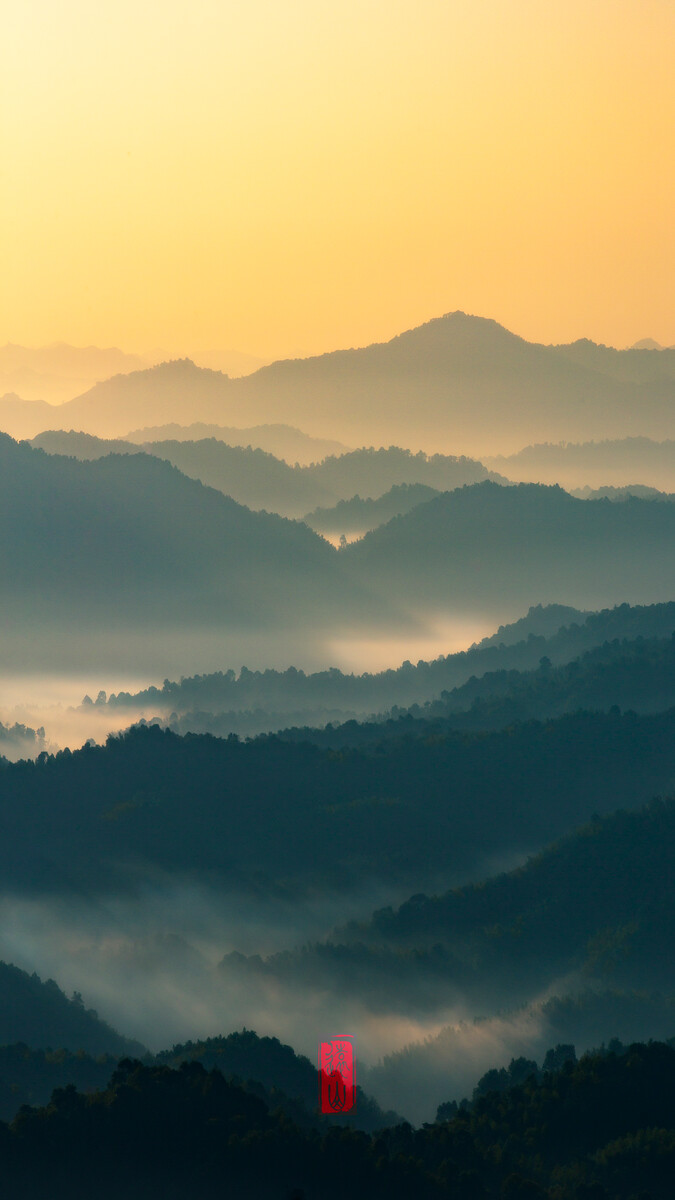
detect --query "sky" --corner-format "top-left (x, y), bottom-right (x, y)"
top-left (2, 0), bottom-right (674, 360)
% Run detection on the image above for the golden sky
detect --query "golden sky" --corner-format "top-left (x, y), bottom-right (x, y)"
top-left (2, 0), bottom-right (674, 358)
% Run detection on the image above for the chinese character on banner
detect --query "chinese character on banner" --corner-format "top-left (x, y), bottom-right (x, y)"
top-left (318, 1035), bottom-right (355, 1114)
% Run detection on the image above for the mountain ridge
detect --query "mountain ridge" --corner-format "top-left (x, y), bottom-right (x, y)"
top-left (5, 311), bottom-right (674, 450)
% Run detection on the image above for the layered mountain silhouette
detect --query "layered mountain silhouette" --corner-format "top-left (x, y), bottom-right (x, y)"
top-left (488, 436), bottom-right (675, 490)
top-left (304, 482), bottom-right (441, 535)
top-left (4, 437), bottom-right (675, 670)
top-left (97, 601), bottom-right (675, 738)
top-left (0, 434), bottom-right (356, 636)
top-left (124, 421), bottom-right (349, 464)
top-left (6, 313), bottom-right (674, 451)
top-left (28, 433), bottom-right (497, 517)
top-left (630, 337), bottom-right (671, 350)
top-left (30, 430), bottom-right (137, 458)
top-left (0, 393), bottom-right (60, 440)
top-left (344, 481), bottom-right (675, 615)
top-left (571, 483), bottom-right (674, 501)
top-left (274, 632), bottom-right (675, 746)
top-left (0, 343), bottom-right (146, 411)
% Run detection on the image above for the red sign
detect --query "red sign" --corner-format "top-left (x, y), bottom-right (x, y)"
top-left (318, 1035), bottom-right (356, 1114)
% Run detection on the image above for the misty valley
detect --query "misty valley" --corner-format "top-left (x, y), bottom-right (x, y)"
top-left (1, 315), bottom-right (675, 1197)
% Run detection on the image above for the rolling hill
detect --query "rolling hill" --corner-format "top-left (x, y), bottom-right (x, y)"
top-left (303, 482), bottom-right (441, 535)
top-left (124, 421), bottom-right (349, 464)
top-left (28, 432), bottom-right (497, 516)
top-left (0, 962), bottom-right (144, 1057)
top-left (0, 343), bottom-right (147, 412)
top-left (343, 481), bottom-right (675, 616)
top-left (0, 433), bottom-right (363, 661)
top-left (409, 632), bottom-right (675, 727)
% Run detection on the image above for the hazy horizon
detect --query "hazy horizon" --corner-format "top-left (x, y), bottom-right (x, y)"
top-left (2, 313), bottom-right (674, 411)
top-left (4, 1), bottom-right (674, 361)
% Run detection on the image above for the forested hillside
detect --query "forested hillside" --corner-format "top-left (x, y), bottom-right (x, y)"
top-left (239, 799), bottom-right (675, 1012)
top-left (30, 432), bottom-right (496, 516)
top-left (344, 481), bottom-right (675, 614)
top-left (0, 434), bottom-right (355, 637)
top-left (0, 963), bottom-right (144, 1058)
top-left (1, 1042), bottom-right (674, 1197)
top-left (98, 601), bottom-right (675, 740)
top-left (303, 481), bottom-right (440, 534)
top-left (2, 714), bottom-right (675, 897)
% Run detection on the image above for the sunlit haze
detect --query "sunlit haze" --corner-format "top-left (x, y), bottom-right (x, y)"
top-left (3, 0), bottom-right (674, 359)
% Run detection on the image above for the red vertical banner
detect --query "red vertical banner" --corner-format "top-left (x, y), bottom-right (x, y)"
top-left (318, 1035), bottom-right (356, 1114)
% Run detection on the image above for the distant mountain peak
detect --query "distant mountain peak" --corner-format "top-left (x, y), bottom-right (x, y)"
top-left (404, 309), bottom-right (515, 336)
top-left (147, 357), bottom-right (228, 379)
top-left (630, 338), bottom-right (664, 351)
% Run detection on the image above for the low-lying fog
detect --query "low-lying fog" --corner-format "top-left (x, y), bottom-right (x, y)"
top-left (0, 881), bottom-right (568, 1123)
top-left (0, 613), bottom-right (498, 755)
top-left (1, 609), bottom-right (603, 1125)
top-left (4, 876), bottom-right (656, 1125)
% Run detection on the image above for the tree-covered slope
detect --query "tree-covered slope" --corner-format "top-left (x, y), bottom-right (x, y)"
top-left (403, 631), bottom-right (675, 729)
top-left (487, 435), bottom-right (675, 491)
top-left (0, 433), bottom-right (348, 631)
top-left (0, 963), bottom-right (144, 1058)
top-left (219, 799), bottom-right (675, 1011)
top-left (102, 601), bottom-right (675, 728)
top-left (30, 432), bottom-right (495, 516)
top-left (343, 481), bottom-right (675, 614)
top-left (2, 712), bottom-right (675, 897)
top-left (303, 481), bottom-right (440, 534)
top-left (0, 1028), bottom-right (399, 1131)
top-left (2, 1042), bottom-right (675, 1197)
top-left (156, 1031), bottom-right (401, 1133)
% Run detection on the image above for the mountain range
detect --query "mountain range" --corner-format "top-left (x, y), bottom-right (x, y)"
top-left (0, 433), bottom-right (358, 661)
top-left (124, 421), bottom-right (349, 464)
top-left (5, 435), bottom-right (675, 674)
top-left (28, 433), bottom-right (497, 517)
top-left (4, 312), bottom-right (675, 452)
